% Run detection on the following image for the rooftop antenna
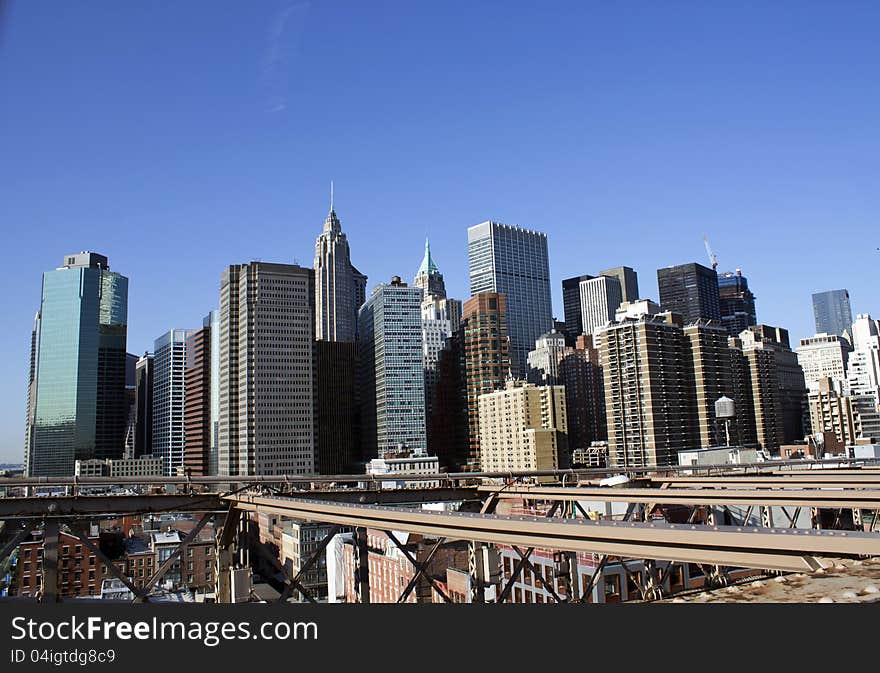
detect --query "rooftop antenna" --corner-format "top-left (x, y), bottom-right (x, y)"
top-left (330, 180), bottom-right (334, 212)
top-left (703, 234), bottom-right (718, 270)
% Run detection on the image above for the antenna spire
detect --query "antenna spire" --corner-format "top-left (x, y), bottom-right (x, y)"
top-left (330, 180), bottom-right (334, 213)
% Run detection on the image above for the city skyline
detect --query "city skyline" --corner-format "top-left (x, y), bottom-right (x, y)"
top-left (3, 2), bottom-right (880, 462)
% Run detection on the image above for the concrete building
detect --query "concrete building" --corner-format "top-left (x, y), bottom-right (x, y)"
top-left (316, 340), bottom-right (359, 474)
top-left (739, 325), bottom-right (807, 447)
top-left (152, 329), bottom-right (194, 476)
top-left (683, 320), bottom-right (735, 448)
top-left (365, 450), bottom-right (440, 489)
top-left (598, 313), bottom-right (693, 468)
top-left (468, 221), bottom-right (552, 378)
top-left (358, 276), bottom-right (426, 457)
top-left (461, 292), bottom-right (511, 471)
top-left (797, 333), bottom-right (852, 393)
top-left (425, 335), bottom-right (468, 470)
top-left (314, 193), bottom-right (366, 343)
top-left (846, 315), bottom-right (880, 443)
top-left (74, 455), bottom-right (162, 478)
top-left (812, 289), bottom-right (853, 337)
top-left (559, 335), bottom-right (606, 452)
top-left (579, 275), bottom-right (623, 336)
top-left (614, 299), bottom-right (662, 322)
top-left (599, 266), bottom-right (639, 304)
top-left (717, 269), bottom-right (757, 337)
top-left (477, 380), bottom-right (567, 474)
top-left (678, 446), bottom-right (762, 468)
top-left (526, 330), bottom-right (568, 385)
top-left (25, 252), bottom-right (129, 477)
top-left (657, 262), bottom-right (721, 323)
top-left (218, 262), bottom-right (316, 476)
top-left (808, 377), bottom-right (858, 449)
top-left (184, 312), bottom-right (218, 476)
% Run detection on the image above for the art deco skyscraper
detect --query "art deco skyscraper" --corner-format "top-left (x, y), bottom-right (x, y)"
top-left (314, 186), bottom-right (366, 342)
top-left (25, 252), bottom-right (129, 477)
top-left (218, 262), bottom-right (316, 476)
top-left (413, 238), bottom-right (446, 299)
top-left (468, 221), bottom-right (552, 378)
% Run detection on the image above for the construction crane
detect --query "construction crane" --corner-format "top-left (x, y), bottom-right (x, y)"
top-left (703, 234), bottom-right (718, 270)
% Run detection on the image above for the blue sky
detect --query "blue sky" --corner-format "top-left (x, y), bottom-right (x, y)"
top-left (1, 1), bottom-right (879, 463)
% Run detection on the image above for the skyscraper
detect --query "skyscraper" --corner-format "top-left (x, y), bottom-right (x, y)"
top-left (598, 266), bottom-right (639, 304)
top-left (796, 333), bottom-right (852, 393)
top-left (461, 292), bottom-right (510, 471)
top-left (358, 276), bottom-right (426, 457)
top-left (314, 189), bottom-right (366, 342)
top-left (413, 238), bottom-right (446, 299)
top-left (153, 328), bottom-right (194, 476)
top-left (718, 270), bottom-right (757, 337)
top-left (25, 252), bottom-right (129, 477)
top-left (812, 289), bottom-right (853, 337)
top-left (184, 312), bottom-right (219, 477)
top-left (598, 313), bottom-right (693, 468)
top-left (558, 334), bottom-right (607, 452)
top-left (579, 275), bottom-right (623, 336)
top-left (657, 262), bottom-right (721, 323)
top-left (134, 353), bottom-right (153, 458)
top-left (683, 320), bottom-right (735, 448)
top-left (561, 274), bottom-right (593, 344)
top-left (468, 221), bottom-right (552, 378)
top-left (316, 340), bottom-right (359, 474)
top-left (218, 262), bottom-right (316, 476)
top-left (739, 325), bottom-right (807, 449)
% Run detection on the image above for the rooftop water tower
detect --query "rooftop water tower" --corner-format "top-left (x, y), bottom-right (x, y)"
top-left (715, 396), bottom-right (735, 446)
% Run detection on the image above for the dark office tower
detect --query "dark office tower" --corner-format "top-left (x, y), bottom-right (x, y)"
top-left (219, 262), bottom-right (316, 476)
top-left (562, 275), bottom-right (593, 345)
top-left (598, 312), bottom-right (693, 468)
top-left (726, 338), bottom-right (758, 448)
top-left (413, 238), bottom-right (446, 299)
top-left (683, 320), bottom-right (734, 448)
top-left (599, 266), bottom-right (639, 304)
top-left (740, 325), bottom-right (807, 448)
top-left (717, 270), bottom-right (757, 337)
top-left (184, 317), bottom-right (213, 477)
top-left (134, 354), bottom-right (153, 458)
top-left (461, 293), bottom-right (510, 471)
top-left (25, 252), bottom-right (129, 477)
top-left (316, 340), bottom-right (358, 474)
top-left (122, 353), bottom-right (138, 458)
top-left (657, 262), bottom-right (721, 323)
top-left (812, 289), bottom-right (853, 337)
top-left (426, 335), bottom-right (467, 470)
top-left (558, 334), bottom-right (606, 451)
top-left (468, 221), bottom-right (553, 378)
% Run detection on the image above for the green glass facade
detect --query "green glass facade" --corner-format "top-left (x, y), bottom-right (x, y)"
top-left (26, 254), bottom-right (129, 476)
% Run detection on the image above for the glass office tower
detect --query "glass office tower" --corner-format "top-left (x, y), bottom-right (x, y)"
top-left (25, 252), bottom-right (129, 476)
top-left (468, 221), bottom-right (553, 378)
top-left (812, 289), bottom-right (853, 337)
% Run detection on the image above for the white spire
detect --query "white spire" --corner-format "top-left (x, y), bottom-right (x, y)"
top-left (330, 180), bottom-right (334, 213)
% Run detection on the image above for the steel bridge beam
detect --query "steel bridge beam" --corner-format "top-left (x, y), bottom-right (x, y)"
top-left (476, 485), bottom-right (880, 509)
top-left (0, 495), bottom-right (225, 518)
top-left (225, 494), bottom-right (880, 572)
